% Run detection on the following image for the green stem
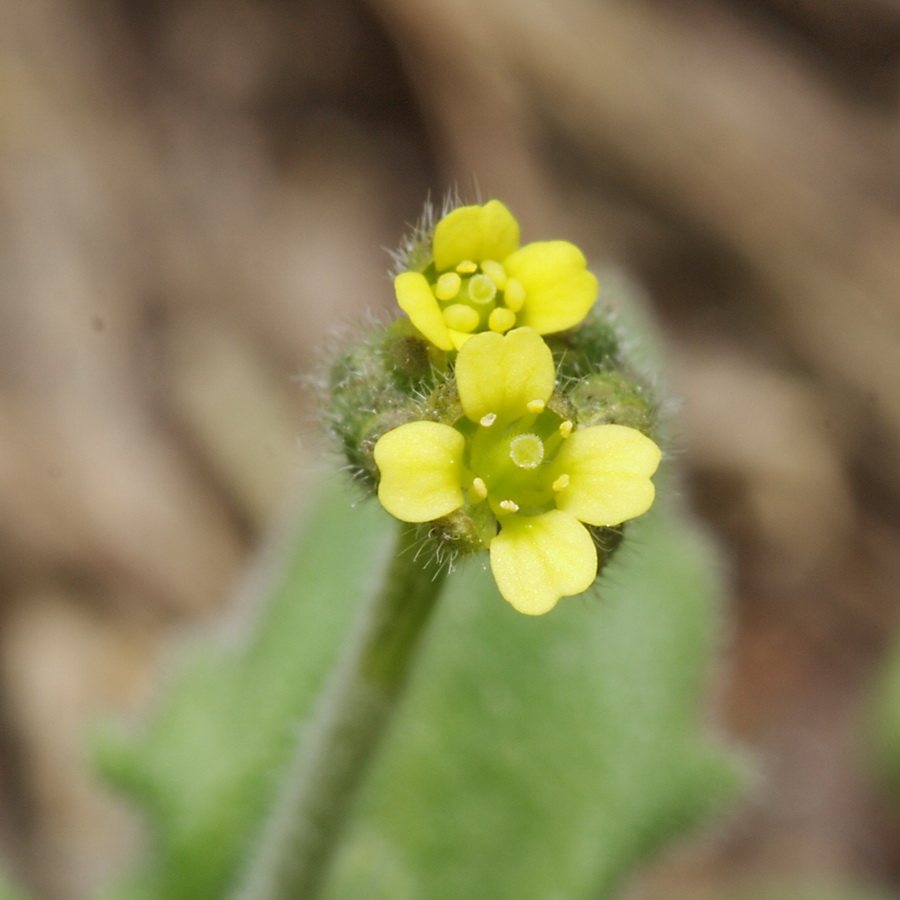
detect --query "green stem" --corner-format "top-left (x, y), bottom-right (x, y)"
top-left (233, 521), bottom-right (448, 900)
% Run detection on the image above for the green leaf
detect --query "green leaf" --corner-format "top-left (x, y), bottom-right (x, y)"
top-left (323, 473), bottom-right (742, 899)
top-left (97, 470), bottom-right (741, 900)
top-left (0, 873), bottom-right (30, 900)
top-left (96, 477), bottom-right (388, 900)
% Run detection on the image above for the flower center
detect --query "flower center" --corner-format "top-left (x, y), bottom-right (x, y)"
top-left (429, 259), bottom-right (525, 336)
top-left (465, 410), bottom-right (574, 517)
top-left (509, 433), bottom-right (543, 469)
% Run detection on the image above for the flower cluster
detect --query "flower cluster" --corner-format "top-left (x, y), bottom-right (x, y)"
top-left (329, 200), bottom-right (662, 615)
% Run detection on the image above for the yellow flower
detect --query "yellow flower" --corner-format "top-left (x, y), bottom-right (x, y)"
top-left (373, 328), bottom-right (661, 615)
top-left (395, 200), bottom-right (598, 352)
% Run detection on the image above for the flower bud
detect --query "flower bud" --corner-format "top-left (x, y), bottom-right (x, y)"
top-left (548, 307), bottom-right (658, 440)
top-left (566, 370), bottom-right (656, 438)
top-left (326, 320), bottom-right (439, 489)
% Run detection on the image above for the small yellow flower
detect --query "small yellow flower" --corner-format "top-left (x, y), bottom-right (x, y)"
top-left (395, 200), bottom-right (598, 352)
top-left (373, 328), bottom-right (661, 615)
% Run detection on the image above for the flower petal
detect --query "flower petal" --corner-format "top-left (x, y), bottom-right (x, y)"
top-left (395, 272), bottom-right (454, 351)
top-left (374, 421), bottom-right (465, 522)
top-left (553, 425), bottom-right (661, 526)
top-left (504, 241), bottom-right (598, 334)
top-left (433, 200), bottom-right (520, 272)
top-left (455, 327), bottom-right (555, 423)
top-left (490, 511), bottom-right (597, 615)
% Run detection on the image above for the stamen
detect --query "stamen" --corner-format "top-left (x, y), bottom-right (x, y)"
top-left (468, 274), bottom-right (497, 305)
top-left (434, 272), bottom-right (461, 300)
top-left (509, 433), bottom-right (544, 469)
top-left (504, 278), bottom-right (526, 312)
top-left (456, 259), bottom-right (478, 274)
top-left (559, 420), bottom-right (573, 438)
top-left (552, 474), bottom-right (570, 492)
top-left (443, 304), bottom-right (480, 332)
top-left (480, 259), bottom-right (507, 289)
top-left (472, 477), bottom-right (488, 500)
top-left (526, 399), bottom-right (545, 414)
top-left (488, 307), bottom-right (516, 333)
top-left (498, 499), bottom-right (520, 514)
top-left (480, 412), bottom-right (497, 427)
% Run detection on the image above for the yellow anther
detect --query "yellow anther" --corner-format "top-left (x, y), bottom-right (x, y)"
top-left (504, 277), bottom-right (526, 312)
top-left (434, 271), bottom-right (462, 300)
top-left (472, 477), bottom-right (488, 500)
top-left (559, 420), bottom-right (573, 438)
top-left (443, 304), bottom-right (480, 333)
top-left (498, 499), bottom-right (520, 514)
top-left (480, 412), bottom-right (497, 427)
top-left (456, 259), bottom-right (478, 274)
top-left (468, 273), bottom-right (497, 305)
top-left (480, 259), bottom-right (507, 289)
top-left (552, 474), bottom-right (570, 492)
top-left (488, 307), bottom-right (516, 333)
top-left (526, 399), bottom-right (545, 414)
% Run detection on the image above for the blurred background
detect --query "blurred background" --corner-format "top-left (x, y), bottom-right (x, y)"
top-left (1, 0), bottom-right (899, 897)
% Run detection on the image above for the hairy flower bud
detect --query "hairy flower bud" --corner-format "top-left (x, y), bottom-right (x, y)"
top-left (326, 320), bottom-right (438, 489)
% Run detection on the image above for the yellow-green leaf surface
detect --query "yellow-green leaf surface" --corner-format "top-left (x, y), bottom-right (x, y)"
top-left (0, 874), bottom-right (28, 900)
top-left (97, 469), bottom-right (741, 900)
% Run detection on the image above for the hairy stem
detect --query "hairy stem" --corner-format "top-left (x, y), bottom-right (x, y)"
top-left (233, 521), bottom-right (447, 900)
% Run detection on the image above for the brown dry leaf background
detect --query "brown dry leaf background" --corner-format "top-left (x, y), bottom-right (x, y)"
top-left (1, 0), bottom-right (899, 898)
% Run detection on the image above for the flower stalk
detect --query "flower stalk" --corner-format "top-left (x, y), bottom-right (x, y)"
top-left (233, 521), bottom-right (447, 900)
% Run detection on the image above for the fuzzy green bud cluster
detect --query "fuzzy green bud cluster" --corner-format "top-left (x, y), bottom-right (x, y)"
top-left (324, 199), bottom-right (661, 614)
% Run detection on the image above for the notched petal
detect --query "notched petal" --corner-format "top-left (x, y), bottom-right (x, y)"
top-left (455, 327), bottom-right (555, 423)
top-left (505, 241), bottom-right (598, 334)
top-left (374, 421), bottom-right (466, 522)
top-left (490, 511), bottom-right (597, 615)
top-left (433, 200), bottom-right (520, 271)
top-left (554, 425), bottom-right (662, 526)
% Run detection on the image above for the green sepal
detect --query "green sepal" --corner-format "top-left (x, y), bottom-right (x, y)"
top-left (421, 498), bottom-right (496, 561)
top-left (589, 522), bottom-right (626, 574)
top-left (420, 379), bottom-right (464, 427)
